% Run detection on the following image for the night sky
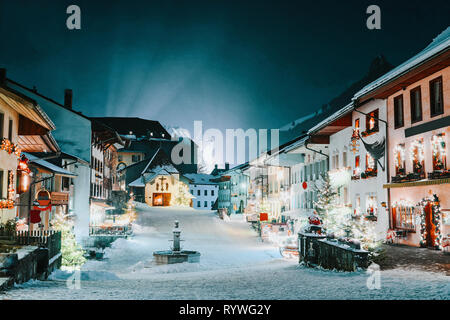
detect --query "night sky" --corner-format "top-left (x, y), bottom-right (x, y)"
top-left (0, 0), bottom-right (448, 135)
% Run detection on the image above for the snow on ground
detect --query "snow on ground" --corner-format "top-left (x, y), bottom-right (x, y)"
top-left (2, 206), bottom-right (449, 300)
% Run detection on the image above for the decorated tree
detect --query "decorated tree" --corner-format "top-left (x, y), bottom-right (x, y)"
top-left (313, 173), bottom-right (338, 233)
top-left (51, 213), bottom-right (86, 268)
top-left (347, 216), bottom-right (379, 250)
top-left (171, 182), bottom-right (194, 207)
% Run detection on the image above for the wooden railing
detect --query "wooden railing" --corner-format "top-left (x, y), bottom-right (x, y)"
top-left (89, 225), bottom-right (132, 236)
top-left (0, 228), bottom-right (62, 259)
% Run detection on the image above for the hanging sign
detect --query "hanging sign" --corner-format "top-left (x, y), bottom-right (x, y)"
top-left (33, 189), bottom-right (52, 211)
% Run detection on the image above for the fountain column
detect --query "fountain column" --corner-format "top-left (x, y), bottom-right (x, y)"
top-left (172, 220), bottom-right (181, 252)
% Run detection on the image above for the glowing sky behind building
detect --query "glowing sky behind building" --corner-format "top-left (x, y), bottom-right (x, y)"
top-left (0, 0), bottom-right (448, 137)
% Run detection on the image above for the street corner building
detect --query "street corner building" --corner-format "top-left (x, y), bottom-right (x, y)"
top-left (354, 28), bottom-right (450, 249)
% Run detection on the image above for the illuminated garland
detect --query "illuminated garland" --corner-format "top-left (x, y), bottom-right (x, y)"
top-left (0, 139), bottom-right (24, 209)
top-left (0, 199), bottom-right (14, 210)
top-left (0, 138), bottom-right (21, 158)
top-left (418, 194), bottom-right (442, 249)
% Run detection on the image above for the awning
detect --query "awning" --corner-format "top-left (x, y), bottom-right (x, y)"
top-left (23, 152), bottom-right (77, 177)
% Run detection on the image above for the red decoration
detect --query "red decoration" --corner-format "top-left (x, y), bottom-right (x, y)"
top-left (260, 213), bottom-right (268, 221)
top-left (302, 182), bottom-right (308, 190)
top-left (308, 216), bottom-right (321, 226)
top-left (30, 210), bottom-right (42, 224)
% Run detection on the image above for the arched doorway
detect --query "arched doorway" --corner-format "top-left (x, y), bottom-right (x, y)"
top-left (239, 200), bottom-right (244, 213)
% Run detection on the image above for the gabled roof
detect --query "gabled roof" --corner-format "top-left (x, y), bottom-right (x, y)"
top-left (141, 148), bottom-right (179, 175)
top-left (354, 27), bottom-right (450, 100)
top-left (90, 117), bottom-right (171, 140)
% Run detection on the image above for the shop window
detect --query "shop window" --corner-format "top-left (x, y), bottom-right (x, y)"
top-left (393, 203), bottom-right (416, 231)
top-left (410, 139), bottom-right (425, 174)
top-left (410, 86), bottom-right (422, 123)
top-left (393, 95), bottom-right (404, 128)
top-left (431, 133), bottom-right (446, 171)
top-left (430, 76), bottom-right (443, 117)
top-left (393, 144), bottom-right (406, 175)
top-left (364, 109), bottom-right (379, 135)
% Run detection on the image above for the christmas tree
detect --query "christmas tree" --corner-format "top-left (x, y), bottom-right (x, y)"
top-left (313, 173), bottom-right (339, 233)
top-left (51, 213), bottom-right (86, 267)
top-left (171, 181), bottom-right (194, 207)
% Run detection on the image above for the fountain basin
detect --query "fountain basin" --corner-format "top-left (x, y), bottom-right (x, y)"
top-left (153, 250), bottom-right (201, 264)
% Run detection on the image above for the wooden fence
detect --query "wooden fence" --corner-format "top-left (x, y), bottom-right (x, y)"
top-left (0, 228), bottom-right (62, 259)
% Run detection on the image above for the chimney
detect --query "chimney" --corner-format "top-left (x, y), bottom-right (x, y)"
top-left (225, 163), bottom-right (229, 170)
top-left (64, 89), bottom-right (73, 109)
top-left (0, 68), bottom-right (6, 87)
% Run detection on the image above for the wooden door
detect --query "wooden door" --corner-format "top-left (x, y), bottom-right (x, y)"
top-left (163, 193), bottom-right (171, 206)
top-left (424, 202), bottom-right (436, 248)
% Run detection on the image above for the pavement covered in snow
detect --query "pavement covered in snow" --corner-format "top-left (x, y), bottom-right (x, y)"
top-left (2, 205), bottom-right (449, 300)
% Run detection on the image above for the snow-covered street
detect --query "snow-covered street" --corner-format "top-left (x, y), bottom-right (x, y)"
top-left (2, 205), bottom-right (449, 300)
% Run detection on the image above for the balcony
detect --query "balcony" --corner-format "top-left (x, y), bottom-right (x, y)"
top-left (391, 172), bottom-right (425, 183)
top-left (428, 170), bottom-right (450, 180)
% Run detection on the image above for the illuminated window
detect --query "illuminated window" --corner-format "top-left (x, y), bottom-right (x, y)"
top-left (365, 109), bottom-right (379, 133)
top-left (365, 153), bottom-right (377, 172)
top-left (355, 118), bottom-right (360, 129)
top-left (394, 144), bottom-right (406, 175)
top-left (410, 139), bottom-right (425, 174)
top-left (393, 202), bottom-right (416, 231)
top-left (366, 194), bottom-right (377, 216)
top-left (431, 133), bottom-right (446, 171)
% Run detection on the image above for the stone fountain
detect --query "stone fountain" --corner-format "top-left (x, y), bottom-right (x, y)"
top-left (153, 221), bottom-right (200, 264)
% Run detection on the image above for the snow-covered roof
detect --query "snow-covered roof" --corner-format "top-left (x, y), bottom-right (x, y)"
top-left (129, 177), bottom-right (145, 187)
top-left (24, 152), bottom-right (77, 177)
top-left (279, 111), bottom-right (320, 132)
top-left (183, 173), bottom-right (217, 185)
top-left (354, 27), bottom-right (450, 99)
